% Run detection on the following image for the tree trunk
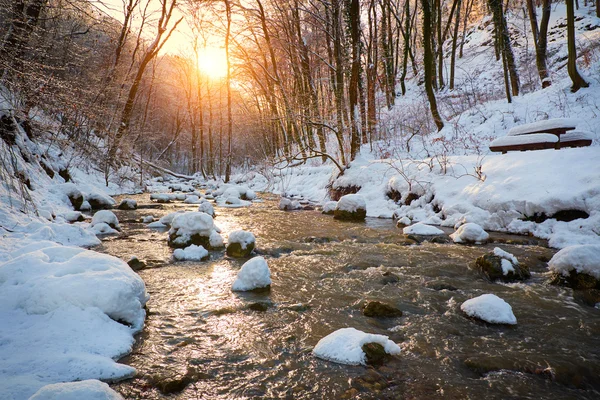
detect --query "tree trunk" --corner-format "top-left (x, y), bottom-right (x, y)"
top-left (488, 0), bottom-right (519, 98)
top-left (526, 0), bottom-right (551, 88)
top-left (421, 0), bottom-right (444, 131)
top-left (347, 0), bottom-right (361, 160)
top-left (566, 0), bottom-right (589, 92)
top-left (224, 0), bottom-right (233, 183)
top-left (450, 0), bottom-right (462, 89)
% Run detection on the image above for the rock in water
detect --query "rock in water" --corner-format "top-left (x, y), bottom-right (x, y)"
top-left (118, 199), bottom-right (137, 210)
top-left (334, 194), bottom-right (367, 221)
top-left (363, 301), bottom-right (403, 318)
top-left (232, 256), bottom-right (271, 292)
top-left (226, 230), bottom-right (256, 258)
top-left (361, 343), bottom-right (391, 366)
top-left (461, 294), bottom-right (517, 325)
top-left (127, 256), bottom-right (147, 271)
top-left (475, 248), bottom-right (530, 282)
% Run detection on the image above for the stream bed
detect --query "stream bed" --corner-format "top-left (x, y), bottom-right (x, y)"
top-left (103, 193), bottom-right (600, 399)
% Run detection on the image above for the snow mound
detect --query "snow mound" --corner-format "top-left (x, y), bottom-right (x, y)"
top-left (548, 244), bottom-right (600, 279)
top-left (313, 327), bottom-right (401, 366)
top-left (62, 211), bottom-right (83, 222)
top-left (198, 201), bottom-right (215, 217)
top-left (232, 256), bottom-right (271, 291)
top-left (89, 222), bottom-right (119, 235)
top-left (118, 199), bottom-right (137, 210)
top-left (184, 195), bottom-right (203, 204)
top-left (29, 380), bottom-right (123, 400)
top-left (159, 210), bottom-right (185, 227)
top-left (173, 244), bottom-right (209, 261)
top-left (228, 230), bottom-right (256, 249)
top-left (336, 194), bottom-right (366, 213)
top-left (403, 223), bottom-right (444, 235)
top-left (209, 231), bottom-right (224, 248)
top-left (450, 223), bottom-right (489, 244)
top-left (21, 221), bottom-right (101, 248)
top-left (91, 210), bottom-right (120, 231)
top-left (279, 197), bottom-right (301, 210)
top-left (322, 201), bottom-right (338, 214)
top-left (0, 244), bottom-right (148, 398)
top-left (85, 190), bottom-right (116, 209)
top-left (461, 294), bottom-right (517, 325)
top-left (142, 215), bottom-right (154, 223)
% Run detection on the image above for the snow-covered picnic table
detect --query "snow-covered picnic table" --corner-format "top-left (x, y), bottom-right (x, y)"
top-left (489, 118), bottom-right (593, 153)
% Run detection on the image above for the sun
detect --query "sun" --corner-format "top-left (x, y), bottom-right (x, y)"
top-left (197, 47), bottom-right (228, 79)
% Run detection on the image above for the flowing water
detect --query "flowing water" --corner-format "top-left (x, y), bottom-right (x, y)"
top-left (103, 193), bottom-right (600, 399)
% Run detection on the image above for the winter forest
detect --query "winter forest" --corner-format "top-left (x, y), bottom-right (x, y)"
top-left (1, 0), bottom-right (600, 399)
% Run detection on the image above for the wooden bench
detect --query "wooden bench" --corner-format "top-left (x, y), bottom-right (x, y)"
top-left (489, 118), bottom-right (593, 154)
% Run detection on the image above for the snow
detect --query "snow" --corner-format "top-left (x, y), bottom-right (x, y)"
top-left (89, 222), bottom-right (119, 235)
top-left (460, 294), bottom-right (517, 325)
top-left (209, 230), bottom-right (225, 248)
top-left (548, 244), bottom-right (600, 279)
top-left (62, 211), bottom-right (83, 222)
top-left (0, 244), bottom-right (148, 398)
top-left (184, 195), bottom-right (203, 204)
top-left (91, 210), bottom-right (120, 230)
top-left (232, 256), bottom-right (271, 291)
top-left (507, 118), bottom-right (582, 136)
top-left (450, 223), bottom-right (489, 244)
top-left (336, 194), bottom-right (367, 213)
top-left (198, 201), bottom-right (215, 217)
top-left (228, 230), bottom-right (256, 249)
top-left (142, 215), bottom-right (154, 223)
top-left (560, 130), bottom-right (593, 142)
top-left (80, 200), bottom-right (91, 211)
top-left (147, 221), bottom-right (167, 229)
top-left (403, 223), bottom-right (444, 235)
top-left (173, 244), bottom-right (209, 261)
top-left (84, 190), bottom-right (116, 208)
top-left (159, 210), bottom-right (185, 227)
top-left (118, 199), bottom-right (137, 209)
top-left (312, 327), bottom-right (401, 366)
top-left (29, 380), bottom-right (123, 400)
top-left (279, 197), bottom-right (302, 210)
top-left (322, 201), bottom-right (338, 213)
top-left (19, 221), bottom-right (101, 248)
top-left (489, 133), bottom-right (558, 146)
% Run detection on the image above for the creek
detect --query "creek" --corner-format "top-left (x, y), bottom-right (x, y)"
top-left (103, 192), bottom-right (600, 399)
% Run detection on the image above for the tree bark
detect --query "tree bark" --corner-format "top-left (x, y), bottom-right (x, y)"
top-left (566, 0), bottom-right (589, 92)
top-left (526, 0), bottom-right (551, 88)
top-left (347, 0), bottom-right (361, 160)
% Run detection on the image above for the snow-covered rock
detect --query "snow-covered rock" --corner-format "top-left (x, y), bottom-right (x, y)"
top-left (80, 200), bottom-right (91, 211)
top-left (321, 200), bottom-right (338, 215)
top-left (334, 194), bottom-right (367, 221)
top-left (232, 256), bottom-right (271, 291)
top-left (21, 221), bottom-right (101, 248)
top-left (460, 294), bottom-right (517, 325)
top-left (402, 223), bottom-right (444, 236)
top-left (90, 222), bottom-right (119, 235)
top-left (85, 191), bottom-right (116, 210)
top-left (279, 197), bottom-right (302, 211)
top-left (117, 199), bottom-right (137, 210)
top-left (173, 244), bottom-right (209, 261)
top-left (62, 211), bottom-right (84, 223)
top-left (168, 211), bottom-right (220, 249)
top-left (209, 230), bottom-right (225, 248)
top-left (548, 244), bottom-right (600, 280)
top-left (198, 201), bottom-right (215, 217)
top-left (475, 248), bottom-right (530, 282)
top-left (159, 210), bottom-right (185, 227)
top-left (227, 230), bottom-right (256, 258)
top-left (150, 193), bottom-right (172, 203)
top-left (184, 195), bottom-right (203, 204)
top-left (91, 210), bottom-right (120, 231)
top-left (29, 380), bottom-right (123, 400)
top-left (53, 183), bottom-right (84, 210)
top-left (450, 223), bottom-right (489, 244)
top-left (313, 327), bottom-right (401, 366)
top-left (142, 215), bottom-right (154, 223)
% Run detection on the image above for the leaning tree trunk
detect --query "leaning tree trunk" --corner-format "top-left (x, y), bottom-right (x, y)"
top-left (421, 0), bottom-right (444, 131)
top-left (566, 0), bottom-right (589, 92)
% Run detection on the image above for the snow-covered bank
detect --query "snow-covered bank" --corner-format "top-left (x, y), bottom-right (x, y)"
top-left (231, 146), bottom-right (599, 249)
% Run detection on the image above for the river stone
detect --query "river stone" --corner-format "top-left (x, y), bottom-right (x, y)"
top-left (349, 368), bottom-right (389, 393)
top-left (550, 270), bottom-right (600, 290)
top-left (226, 241), bottom-right (255, 258)
top-left (361, 343), bottom-right (391, 366)
top-left (363, 301), bottom-right (403, 318)
top-left (334, 208), bottom-right (367, 221)
top-left (425, 281), bottom-right (458, 291)
top-left (168, 232), bottom-right (211, 249)
top-left (572, 289), bottom-right (600, 307)
top-left (118, 199), bottom-right (137, 210)
top-left (248, 302), bottom-right (271, 312)
top-left (127, 256), bottom-right (147, 271)
top-left (475, 253), bottom-right (530, 282)
top-left (381, 271), bottom-right (400, 285)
